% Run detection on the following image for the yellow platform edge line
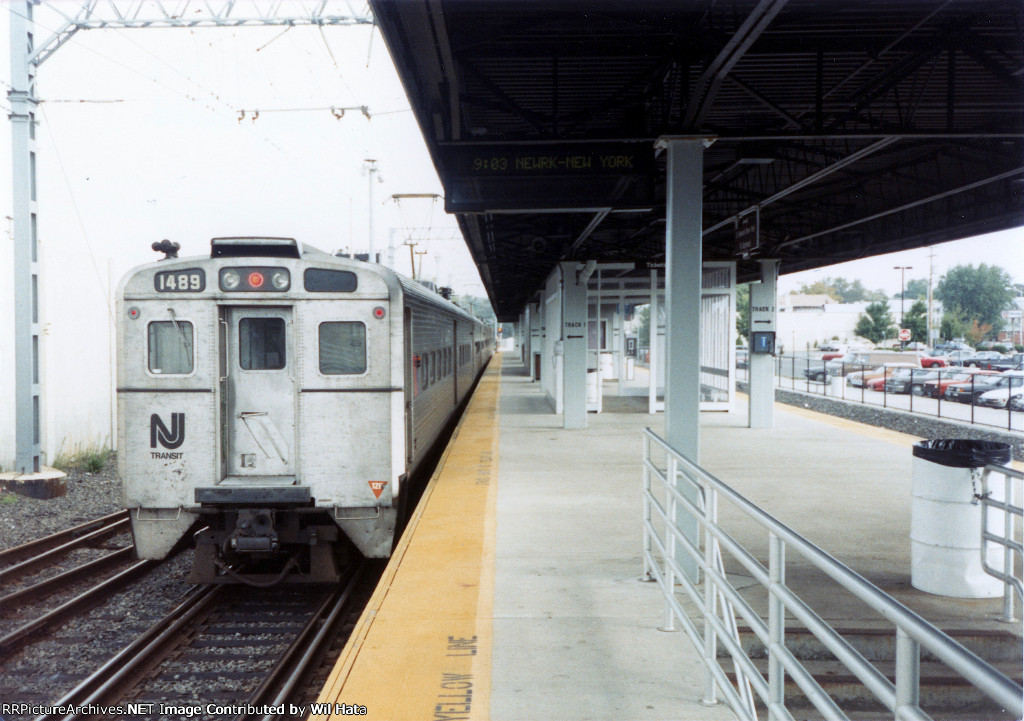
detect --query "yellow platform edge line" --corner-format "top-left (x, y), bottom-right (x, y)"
top-left (311, 354), bottom-right (502, 720)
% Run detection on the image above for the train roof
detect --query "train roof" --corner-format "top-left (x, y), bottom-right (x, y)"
top-left (131, 236), bottom-right (488, 325)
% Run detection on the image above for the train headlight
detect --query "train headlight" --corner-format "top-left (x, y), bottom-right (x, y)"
top-left (222, 270), bottom-right (241, 289)
top-left (271, 270), bottom-right (290, 290)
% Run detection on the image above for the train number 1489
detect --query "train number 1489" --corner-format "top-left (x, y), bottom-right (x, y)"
top-left (154, 269), bottom-right (206, 292)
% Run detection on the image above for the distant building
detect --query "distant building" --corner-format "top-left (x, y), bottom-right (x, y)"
top-left (776, 294), bottom-right (870, 350)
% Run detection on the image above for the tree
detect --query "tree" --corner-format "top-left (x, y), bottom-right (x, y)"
top-left (797, 276), bottom-right (886, 303)
top-left (900, 278), bottom-right (929, 300)
top-left (854, 301), bottom-right (896, 344)
top-left (904, 300), bottom-right (928, 343)
top-left (965, 319), bottom-right (993, 347)
top-left (636, 305), bottom-right (650, 347)
top-left (940, 305), bottom-right (969, 340)
top-left (935, 264), bottom-right (1015, 332)
top-left (736, 284), bottom-right (750, 342)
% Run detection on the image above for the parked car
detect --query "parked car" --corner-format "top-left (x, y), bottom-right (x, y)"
top-left (936, 349), bottom-right (976, 365)
top-left (883, 369), bottom-right (941, 395)
top-left (916, 352), bottom-right (949, 368)
top-left (827, 351), bottom-right (922, 378)
top-left (1010, 393), bottom-right (1024, 412)
top-left (846, 363), bottom-right (919, 388)
top-left (934, 341), bottom-right (974, 354)
top-left (960, 351), bottom-right (1008, 368)
top-left (976, 372), bottom-right (1024, 409)
top-left (987, 353), bottom-right (1024, 372)
top-left (922, 368), bottom-right (998, 398)
top-left (943, 374), bottom-right (1012, 404)
top-left (736, 349), bottom-right (749, 369)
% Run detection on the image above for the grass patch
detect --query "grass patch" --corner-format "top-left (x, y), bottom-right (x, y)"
top-left (0, 493), bottom-right (19, 506)
top-left (52, 444), bottom-right (111, 473)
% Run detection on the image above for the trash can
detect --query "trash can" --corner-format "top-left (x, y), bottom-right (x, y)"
top-left (910, 439), bottom-right (1012, 598)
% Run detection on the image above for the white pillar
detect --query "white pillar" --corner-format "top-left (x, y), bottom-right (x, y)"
top-left (561, 262), bottom-right (588, 429)
top-left (661, 137), bottom-right (705, 463)
top-left (648, 269), bottom-right (658, 414)
top-left (529, 301), bottom-right (541, 381)
top-left (749, 260), bottom-right (779, 428)
top-left (9, 2), bottom-right (41, 474)
top-left (660, 136), bottom-right (707, 583)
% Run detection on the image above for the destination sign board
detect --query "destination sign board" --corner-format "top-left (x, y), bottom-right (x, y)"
top-left (448, 142), bottom-right (653, 177)
top-left (444, 142), bottom-right (655, 213)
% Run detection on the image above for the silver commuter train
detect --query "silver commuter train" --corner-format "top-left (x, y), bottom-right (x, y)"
top-left (116, 237), bottom-right (493, 584)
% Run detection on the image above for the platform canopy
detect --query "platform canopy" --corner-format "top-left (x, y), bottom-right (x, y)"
top-left (369, 0), bottom-right (1023, 321)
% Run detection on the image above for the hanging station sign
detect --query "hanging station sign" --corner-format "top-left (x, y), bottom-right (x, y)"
top-left (735, 208), bottom-right (760, 256)
top-left (443, 142), bottom-right (655, 213)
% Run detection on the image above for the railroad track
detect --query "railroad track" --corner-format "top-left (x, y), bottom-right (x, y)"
top-left (0, 511), bottom-right (151, 658)
top-left (33, 560), bottom-right (381, 721)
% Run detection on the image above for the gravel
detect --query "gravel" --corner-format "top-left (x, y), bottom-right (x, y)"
top-left (0, 454), bottom-right (123, 550)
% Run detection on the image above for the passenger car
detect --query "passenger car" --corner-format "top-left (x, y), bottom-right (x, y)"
top-left (943, 374), bottom-right (1011, 404)
top-left (976, 372), bottom-right (1024, 408)
top-left (845, 363), bottom-right (918, 388)
top-left (117, 237), bottom-right (494, 584)
top-left (960, 351), bottom-right (1008, 368)
top-left (987, 353), bottom-right (1024, 372)
top-left (922, 368), bottom-right (997, 398)
top-left (883, 369), bottom-right (940, 395)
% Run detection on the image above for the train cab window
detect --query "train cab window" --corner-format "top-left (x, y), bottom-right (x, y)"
top-left (319, 321), bottom-right (367, 374)
top-left (148, 321), bottom-right (194, 374)
top-left (239, 317), bottom-right (286, 370)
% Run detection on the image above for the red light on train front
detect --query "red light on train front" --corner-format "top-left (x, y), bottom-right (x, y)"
top-left (248, 272), bottom-right (265, 288)
top-left (373, 306), bottom-right (386, 319)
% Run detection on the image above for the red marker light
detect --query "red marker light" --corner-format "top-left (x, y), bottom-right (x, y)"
top-left (373, 306), bottom-right (386, 319)
top-left (248, 272), bottom-right (264, 288)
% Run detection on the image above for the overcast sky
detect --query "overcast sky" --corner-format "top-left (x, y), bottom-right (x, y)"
top-left (1, 2), bottom-right (1021, 311)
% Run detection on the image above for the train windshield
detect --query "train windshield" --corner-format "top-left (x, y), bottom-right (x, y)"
top-left (148, 321), bottom-right (194, 374)
top-left (239, 317), bottom-right (286, 370)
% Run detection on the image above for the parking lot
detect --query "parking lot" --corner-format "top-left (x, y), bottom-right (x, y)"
top-left (747, 352), bottom-right (1022, 432)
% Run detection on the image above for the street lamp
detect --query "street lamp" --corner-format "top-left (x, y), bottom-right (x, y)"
top-left (895, 266), bottom-right (912, 348)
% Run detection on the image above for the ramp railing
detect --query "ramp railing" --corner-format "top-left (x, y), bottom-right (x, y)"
top-left (641, 428), bottom-right (1023, 721)
top-left (976, 464), bottom-right (1023, 622)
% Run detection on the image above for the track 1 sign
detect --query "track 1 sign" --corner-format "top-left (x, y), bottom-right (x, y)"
top-left (898, 328), bottom-right (912, 341)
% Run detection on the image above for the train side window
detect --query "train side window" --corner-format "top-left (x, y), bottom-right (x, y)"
top-left (148, 321), bottom-right (194, 374)
top-left (319, 321), bottom-right (367, 374)
top-left (239, 317), bottom-right (286, 370)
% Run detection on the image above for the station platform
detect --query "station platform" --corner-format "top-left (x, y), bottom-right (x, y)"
top-left (313, 354), bottom-right (1021, 721)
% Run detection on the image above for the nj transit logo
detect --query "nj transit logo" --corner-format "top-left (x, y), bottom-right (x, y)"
top-left (150, 413), bottom-right (185, 449)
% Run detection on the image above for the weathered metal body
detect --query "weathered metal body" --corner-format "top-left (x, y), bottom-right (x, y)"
top-left (116, 238), bottom-right (492, 583)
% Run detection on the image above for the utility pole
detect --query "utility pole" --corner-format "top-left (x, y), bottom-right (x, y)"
top-left (5, 1), bottom-right (371, 475)
top-left (402, 239), bottom-right (418, 278)
top-left (415, 248), bottom-right (429, 281)
top-left (927, 249), bottom-right (934, 346)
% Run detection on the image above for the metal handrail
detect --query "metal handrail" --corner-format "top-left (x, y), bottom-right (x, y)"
top-left (641, 428), bottom-right (1023, 720)
top-left (977, 464), bottom-right (1023, 622)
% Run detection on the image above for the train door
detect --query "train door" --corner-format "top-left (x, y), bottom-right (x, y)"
top-left (222, 306), bottom-right (296, 482)
top-left (404, 308), bottom-right (414, 464)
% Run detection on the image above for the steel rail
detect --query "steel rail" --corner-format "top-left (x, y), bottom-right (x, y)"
top-left (0, 516), bottom-right (131, 584)
top-left (243, 563), bottom-right (368, 721)
top-left (36, 583), bottom-right (225, 721)
top-left (0, 559), bottom-right (156, 657)
top-left (0, 510), bottom-right (129, 565)
top-left (0, 546), bottom-right (135, 612)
